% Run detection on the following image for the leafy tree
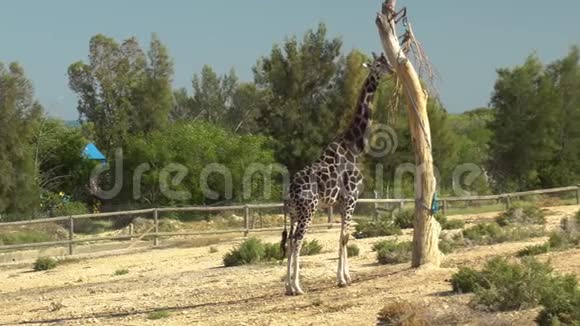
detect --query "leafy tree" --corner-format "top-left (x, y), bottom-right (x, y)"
top-left (32, 118), bottom-right (96, 202)
top-left (540, 46), bottom-right (580, 187)
top-left (253, 23), bottom-right (344, 174)
top-left (122, 122), bottom-right (278, 207)
top-left (0, 62), bottom-right (42, 216)
top-left (488, 51), bottom-right (579, 191)
top-left (68, 34), bottom-right (173, 153)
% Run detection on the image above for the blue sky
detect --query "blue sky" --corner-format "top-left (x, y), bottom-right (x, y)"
top-left (1, 0), bottom-right (578, 119)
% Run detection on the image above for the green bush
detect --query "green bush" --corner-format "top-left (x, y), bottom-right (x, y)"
top-left (435, 214), bottom-right (465, 230)
top-left (517, 243), bottom-right (550, 257)
top-left (0, 229), bottom-right (54, 246)
top-left (223, 237), bottom-right (265, 267)
top-left (439, 237), bottom-right (462, 254)
top-left (34, 256), bottom-right (58, 271)
top-left (300, 239), bottom-right (323, 256)
top-left (451, 267), bottom-right (487, 293)
top-left (373, 240), bottom-right (412, 265)
top-left (451, 257), bottom-right (556, 311)
top-left (113, 268), bottom-right (129, 276)
top-left (353, 217), bottom-right (402, 239)
top-left (462, 222), bottom-right (545, 246)
top-left (463, 223), bottom-right (505, 245)
top-left (51, 201), bottom-right (89, 217)
top-left (496, 204), bottom-right (546, 227)
top-left (347, 244), bottom-right (360, 257)
top-left (263, 242), bottom-right (284, 261)
top-left (536, 274), bottom-right (580, 326)
top-left (394, 209), bottom-right (414, 229)
top-left (147, 310), bottom-right (170, 320)
top-left (73, 219), bottom-right (112, 234)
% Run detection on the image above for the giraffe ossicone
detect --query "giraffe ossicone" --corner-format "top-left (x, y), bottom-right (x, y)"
top-left (283, 53), bottom-right (393, 296)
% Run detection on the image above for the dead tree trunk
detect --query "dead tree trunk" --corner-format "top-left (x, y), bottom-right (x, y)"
top-left (375, 0), bottom-right (441, 268)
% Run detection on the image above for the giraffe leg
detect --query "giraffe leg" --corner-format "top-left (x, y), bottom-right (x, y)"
top-left (342, 230), bottom-right (351, 284)
top-left (290, 239), bottom-right (304, 295)
top-left (337, 219), bottom-right (348, 287)
top-left (285, 237), bottom-right (294, 295)
top-left (339, 195), bottom-right (356, 286)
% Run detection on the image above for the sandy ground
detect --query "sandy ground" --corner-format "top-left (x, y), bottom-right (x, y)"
top-left (0, 205), bottom-right (579, 326)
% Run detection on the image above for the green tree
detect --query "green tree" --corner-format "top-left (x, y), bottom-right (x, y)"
top-left (0, 62), bottom-right (42, 216)
top-left (540, 46), bottom-right (580, 187)
top-left (68, 34), bottom-right (173, 153)
top-left (488, 54), bottom-right (569, 191)
top-left (122, 122), bottom-right (278, 207)
top-left (32, 118), bottom-right (96, 202)
top-left (253, 23), bottom-right (344, 173)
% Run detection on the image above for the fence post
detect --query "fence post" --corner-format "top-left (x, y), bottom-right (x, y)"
top-left (327, 206), bottom-right (333, 229)
top-left (373, 191), bottom-right (379, 222)
top-left (153, 209), bottom-right (159, 246)
top-left (505, 195), bottom-right (512, 210)
top-left (442, 200), bottom-right (447, 216)
top-left (576, 185), bottom-right (580, 205)
top-left (68, 216), bottom-right (74, 255)
top-left (244, 205), bottom-right (250, 237)
top-left (399, 201), bottom-right (404, 216)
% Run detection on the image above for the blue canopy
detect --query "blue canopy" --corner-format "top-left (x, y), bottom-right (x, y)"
top-left (83, 143), bottom-right (106, 162)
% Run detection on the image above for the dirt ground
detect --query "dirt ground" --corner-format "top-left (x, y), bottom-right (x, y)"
top-left (1, 205), bottom-right (579, 326)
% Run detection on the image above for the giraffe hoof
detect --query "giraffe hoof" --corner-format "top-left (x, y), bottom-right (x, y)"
top-left (338, 282), bottom-right (348, 288)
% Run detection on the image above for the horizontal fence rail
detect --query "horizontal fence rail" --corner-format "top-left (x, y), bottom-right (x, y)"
top-left (0, 185), bottom-right (579, 255)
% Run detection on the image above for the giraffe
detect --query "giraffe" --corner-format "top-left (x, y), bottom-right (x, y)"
top-left (283, 53), bottom-right (393, 295)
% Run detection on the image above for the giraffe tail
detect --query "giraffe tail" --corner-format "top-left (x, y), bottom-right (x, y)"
top-left (280, 200), bottom-right (290, 260)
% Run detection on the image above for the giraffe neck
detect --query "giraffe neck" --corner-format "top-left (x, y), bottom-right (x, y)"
top-left (342, 74), bottom-right (379, 155)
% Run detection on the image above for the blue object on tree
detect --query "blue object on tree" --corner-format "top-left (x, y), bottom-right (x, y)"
top-left (431, 192), bottom-right (440, 215)
top-left (83, 143), bottom-right (106, 162)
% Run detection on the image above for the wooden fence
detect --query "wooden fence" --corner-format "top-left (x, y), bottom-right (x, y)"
top-left (1, 185), bottom-right (579, 255)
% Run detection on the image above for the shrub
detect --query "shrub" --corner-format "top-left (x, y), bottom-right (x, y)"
top-left (377, 301), bottom-right (428, 326)
top-left (394, 209), bottom-right (414, 229)
top-left (34, 257), bottom-right (57, 271)
top-left (517, 243), bottom-right (550, 257)
top-left (73, 219), bottom-right (112, 234)
top-left (263, 242), bottom-right (284, 261)
top-left (439, 237), bottom-right (461, 254)
top-left (462, 222), bottom-right (545, 246)
top-left (462, 223), bottom-right (505, 245)
top-left (353, 217), bottom-right (402, 239)
top-left (374, 240), bottom-right (412, 265)
top-left (113, 269), bottom-right (129, 276)
top-left (451, 257), bottom-right (580, 322)
top-left (223, 237), bottom-right (265, 267)
top-left (435, 214), bottom-right (465, 230)
top-left (451, 257), bottom-right (555, 311)
top-left (536, 273), bottom-right (580, 326)
top-left (347, 244), bottom-right (360, 257)
top-left (495, 204), bottom-right (546, 226)
top-left (0, 229), bottom-right (55, 246)
top-left (51, 201), bottom-right (89, 217)
top-left (147, 310), bottom-right (170, 320)
top-left (451, 267), bottom-right (486, 293)
top-left (300, 239), bottom-right (323, 256)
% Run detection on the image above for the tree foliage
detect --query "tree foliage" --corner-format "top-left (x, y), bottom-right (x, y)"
top-left (488, 47), bottom-right (580, 191)
top-left (0, 62), bottom-right (42, 215)
top-left (68, 34), bottom-right (173, 153)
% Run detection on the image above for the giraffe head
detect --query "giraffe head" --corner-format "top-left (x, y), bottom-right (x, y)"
top-left (362, 52), bottom-right (392, 80)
